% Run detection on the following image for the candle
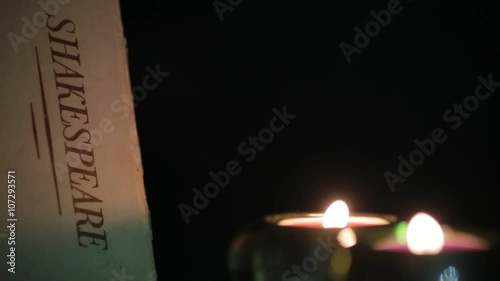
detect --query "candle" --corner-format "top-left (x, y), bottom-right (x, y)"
top-left (276, 215), bottom-right (393, 228)
top-left (227, 200), bottom-right (397, 281)
top-left (276, 200), bottom-right (395, 228)
top-left (372, 212), bottom-right (490, 253)
top-left (347, 212), bottom-right (500, 281)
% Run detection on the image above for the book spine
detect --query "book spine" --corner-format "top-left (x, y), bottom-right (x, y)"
top-left (0, 1), bottom-right (156, 280)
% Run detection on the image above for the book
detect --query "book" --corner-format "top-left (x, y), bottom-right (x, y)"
top-left (0, 0), bottom-right (157, 280)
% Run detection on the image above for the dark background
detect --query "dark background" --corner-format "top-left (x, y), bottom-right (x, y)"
top-left (119, 0), bottom-right (499, 280)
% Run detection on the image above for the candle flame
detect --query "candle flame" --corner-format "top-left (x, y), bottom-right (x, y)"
top-left (322, 200), bottom-right (349, 228)
top-left (406, 212), bottom-right (444, 255)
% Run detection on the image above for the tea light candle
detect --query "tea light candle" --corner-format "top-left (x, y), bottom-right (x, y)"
top-left (348, 212), bottom-right (500, 281)
top-left (373, 212), bottom-right (490, 253)
top-left (276, 201), bottom-right (393, 229)
top-left (227, 200), bottom-right (397, 281)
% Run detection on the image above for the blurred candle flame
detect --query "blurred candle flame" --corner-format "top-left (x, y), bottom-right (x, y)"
top-left (406, 212), bottom-right (444, 255)
top-left (337, 228), bottom-right (357, 248)
top-left (322, 200), bottom-right (349, 228)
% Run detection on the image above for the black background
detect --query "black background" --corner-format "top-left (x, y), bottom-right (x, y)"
top-left (119, 0), bottom-right (499, 280)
